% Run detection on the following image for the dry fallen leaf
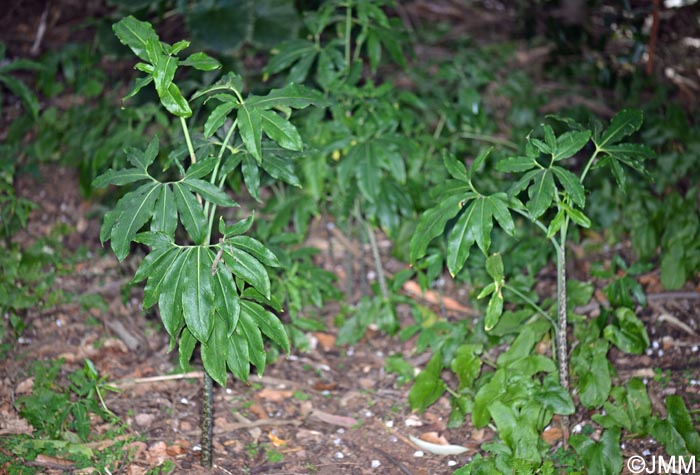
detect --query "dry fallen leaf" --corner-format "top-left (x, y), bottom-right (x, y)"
top-left (0, 407), bottom-right (33, 436)
top-left (256, 388), bottom-right (294, 402)
top-left (268, 432), bottom-right (287, 447)
top-left (402, 280), bottom-right (478, 315)
top-left (419, 431), bottom-right (449, 445)
top-left (542, 426), bottom-right (563, 445)
top-left (310, 409), bottom-right (358, 427)
top-left (313, 332), bottom-right (336, 351)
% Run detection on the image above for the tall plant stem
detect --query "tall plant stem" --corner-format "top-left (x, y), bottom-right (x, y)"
top-left (180, 117), bottom-right (197, 164)
top-left (556, 222), bottom-right (570, 443)
top-left (365, 220), bottom-right (389, 300)
top-left (201, 372), bottom-right (214, 467)
top-left (344, 1), bottom-right (352, 70)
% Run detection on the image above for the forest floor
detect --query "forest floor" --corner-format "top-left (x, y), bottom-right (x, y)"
top-left (1, 163), bottom-right (699, 474)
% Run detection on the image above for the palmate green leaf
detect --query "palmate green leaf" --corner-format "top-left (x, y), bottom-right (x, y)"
top-left (570, 428), bottom-right (622, 475)
top-left (666, 395), bottom-right (700, 455)
top-left (547, 209), bottom-right (566, 238)
top-left (182, 247), bottom-right (215, 342)
top-left (375, 139), bottom-right (406, 183)
top-left (151, 185), bottom-right (177, 236)
top-left (110, 182), bottom-right (160, 261)
top-left (553, 130), bottom-right (590, 161)
top-left (206, 248), bottom-right (239, 336)
top-left (183, 178), bottom-right (238, 207)
top-left (172, 183), bottom-right (207, 244)
top-left (578, 348), bottom-right (612, 408)
top-left (184, 157), bottom-right (218, 179)
top-left (261, 152), bottom-right (301, 187)
top-left (0, 74), bottom-right (40, 119)
top-left (526, 169), bottom-right (555, 219)
top-left (113, 16), bottom-right (159, 62)
top-left (123, 75), bottom-right (153, 101)
top-left (201, 316), bottom-right (228, 386)
top-left (260, 110), bottom-right (302, 151)
top-left (484, 291), bottom-right (504, 331)
top-left (227, 330), bottom-right (250, 381)
top-left (179, 328), bottom-right (196, 370)
top-left (409, 194), bottom-right (464, 264)
top-left (466, 147), bottom-right (492, 181)
top-left (246, 83), bottom-right (326, 110)
top-left (447, 201), bottom-right (479, 277)
top-left (238, 105), bottom-right (262, 162)
top-left (100, 209), bottom-right (119, 244)
top-left (223, 248), bottom-right (271, 298)
top-left (93, 168), bottom-right (151, 188)
top-left (196, 73), bottom-right (244, 100)
top-left (125, 136), bottom-right (159, 170)
top-left (160, 82), bottom-right (192, 117)
top-left (473, 369), bottom-right (506, 427)
top-left (204, 100), bottom-right (236, 138)
top-left (237, 308), bottom-right (265, 374)
top-left (180, 52), bottom-right (221, 71)
top-left (563, 204), bottom-right (591, 228)
top-left (489, 193), bottom-right (515, 236)
top-left (443, 151), bottom-right (467, 181)
top-left (221, 212), bottom-right (255, 237)
top-left (132, 245), bottom-right (172, 285)
top-left (597, 109), bottom-right (643, 148)
top-left (134, 231), bottom-right (174, 248)
top-left (408, 352), bottom-right (446, 412)
top-left (495, 155), bottom-right (536, 173)
top-left (650, 419), bottom-right (689, 456)
top-left (230, 235), bottom-right (280, 267)
top-left (142, 247), bottom-right (182, 310)
top-left (264, 39), bottom-right (316, 75)
top-left (357, 152), bottom-right (380, 203)
top-left (241, 300), bottom-right (289, 354)
top-left (158, 249), bottom-right (191, 340)
top-left (451, 345), bottom-right (482, 391)
top-left (537, 375), bottom-right (575, 415)
top-left (152, 50), bottom-right (178, 100)
top-left (485, 253), bottom-right (504, 282)
top-left (604, 307), bottom-right (650, 354)
top-left (551, 166), bottom-right (585, 207)
top-left (241, 155), bottom-right (261, 201)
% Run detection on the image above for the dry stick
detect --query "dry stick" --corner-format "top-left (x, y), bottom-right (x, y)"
top-left (357, 218), bottom-right (369, 296)
top-left (646, 0), bottom-right (661, 75)
top-left (365, 220), bottom-right (389, 300)
top-left (30, 0), bottom-right (50, 55)
top-left (344, 220), bottom-right (355, 297)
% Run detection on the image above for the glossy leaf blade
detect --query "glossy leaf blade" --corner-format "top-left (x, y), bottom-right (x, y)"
top-left (111, 183), bottom-right (160, 261)
top-left (237, 308), bottom-right (265, 373)
top-left (223, 249), bottom-right (271, 298)
top-left (182, 247), bottom-right (215, 342)
top-left (598, 109), bottom-right (643, 148)
top-left (241, 300), bottom-right (289, 353)
top-left (230, 235), bottom-right (280, 267)
top-left (113, 16), bottom-right (159, 62)
top-left (238, 105), bottom-right (262, 162)
top-left (227, 330), bottom-right (250, 381)
top-left (201, 317), bottom-right (228, 386)
top-left (183, 178), bottom-right (238, 207)
top-left (151, 184), bottom-right (177, 236)
top-left (156, 249), bottom-right (189, 337)
top-left (173, 183), bottom-right (207, 244)
top-left (260, 110), bottom-right (303, 151)
top-left (409, 195), bottom-right (464, 263)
